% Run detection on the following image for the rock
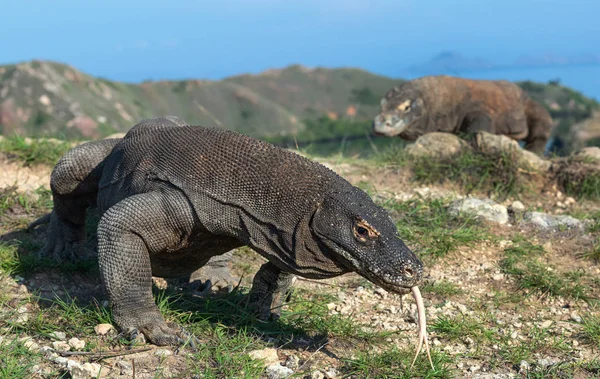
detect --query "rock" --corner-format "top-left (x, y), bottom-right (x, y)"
top-left (116, 361), bottom-right (133, 376)
top-left (52, 341), bottom-right (71, 351)
top-left (519, 150), bottom-right (552, 171)
top-left (154, 348), bottom-right (173, 357)
top-left (19, 337), bottom-right (39, 351)
top-left (405, 132), bottom-right (470, 159)
top-left (265, 364), bottom-right (293, 379)
top-left (519, 360), bottom-right (530, 373)
top-left (284, 354), bottom-right (300, 369)
top-left (572, 146), bottom-right (600, 162)
top-left (449, 198), bottom-right (509, 224)
top-left (69, 361), bottom-right (102, 379)
top-left (68, 337), bottom-right (85, 350)
top-left (474, 131), bottom-right (551, 171)
top-left (310, 371), bottom-right (325, 379)
top-left (522, 212), bottom-right (584, 230)
top-left (509, 201), bottom-right (525, 213)
top-left (248, 348), bottom-right (280, 365)
top-left (324, 368), bottom-right (338, 378)
top-left (94, 324), bottom-right (115, 336)
top-left (49, 331), bottom-right (67, 341)
top-left (571, 312), bottom-right (582, 323)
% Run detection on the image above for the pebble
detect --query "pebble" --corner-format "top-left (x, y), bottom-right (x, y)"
top-left (265, 364), bottom-right (293, 379)
top-left (248, 348), bottom-right (279, 365)
top-left (310, 371), bottom-right (325, 379)
top-left (94, 324), bottom-right (115, 335)
top-left (52, 341), bottom-right (71, 351)
top-left (49, 331), bottom-right (67, 341)
top-left (519, 360), bottom-right (530, 373)
top-left (116, 361), bottom-right (133, 376)
top-left (68, 337), bottom-right (85, 350)
top-left (154, 348), bottom-right (173, 357)
top-left (570, 313), bottom-right (582, 323)
top-left (284, 354), bottom-right (300, 369)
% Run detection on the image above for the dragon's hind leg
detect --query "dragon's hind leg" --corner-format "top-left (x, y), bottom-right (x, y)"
top-left (28, 138), bottom-right (120, 261)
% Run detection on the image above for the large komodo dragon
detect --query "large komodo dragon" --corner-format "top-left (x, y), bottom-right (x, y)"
top-left (373, 75), bottom-right (553, 154)
top-left (29, 116), bottom-right (432, 362)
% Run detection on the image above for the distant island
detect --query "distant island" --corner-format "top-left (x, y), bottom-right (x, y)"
top-left (408, 51), bottom-right (600, 75)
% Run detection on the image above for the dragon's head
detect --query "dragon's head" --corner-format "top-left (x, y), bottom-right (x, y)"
top-left (373, 86), bottom-right (426, 140)
top-left (311, 186), bottom-right (423, 294)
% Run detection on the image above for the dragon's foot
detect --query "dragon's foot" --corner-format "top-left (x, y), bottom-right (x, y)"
top-left (121, 320), bottom-right (198, 348)
top-left (32, 211), bottom-right (90, 262)
top-left (188, 254), bottom-right (238, 295)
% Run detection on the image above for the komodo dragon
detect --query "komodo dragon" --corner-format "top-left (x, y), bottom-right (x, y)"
top-left (373, 75), bottom-right (553, 154)
top-left (29, 116), bottom-right (429, 360)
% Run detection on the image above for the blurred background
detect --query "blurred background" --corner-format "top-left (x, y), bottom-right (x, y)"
top-left (1, 0), bottom-right (599, 156)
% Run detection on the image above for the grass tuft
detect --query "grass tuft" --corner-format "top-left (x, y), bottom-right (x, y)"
top-left (0, 135), bottom-right (73, 166)
top-left (383, 198), bottom-right (490, 259)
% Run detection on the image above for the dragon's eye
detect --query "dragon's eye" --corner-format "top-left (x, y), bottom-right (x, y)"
top-left (353, 220), bottom-right (379, 242)
top-left (356, 226), bottom-right (369, 237)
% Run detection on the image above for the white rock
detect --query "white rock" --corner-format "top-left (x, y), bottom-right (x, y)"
top-left (52, 341), bottom-right (71, 351)
top-left (266, 364), bottom-right (293, 379)
top-left (94, 324), bottom-right (115, 336)
top-left (68, 337), bottom-right (85, 350)
top-left (449, 198), bottom-right (509, 224)
top-left (310, 371), bottom-right (325, 379)
top-left (509, 201), bottom-right (525, 212)
top-left (154, 348), bottom-right (173, 357)
top-left (248, 348), bottom-right (280, 365)
top-left (522, 212), bottom-right (584, 230)
top-left (284, 354), bottom-right (300, 369)
top-left (49, 331), bottom-right (67, 341)
top-left (69, 361), bottom-right (102, 379)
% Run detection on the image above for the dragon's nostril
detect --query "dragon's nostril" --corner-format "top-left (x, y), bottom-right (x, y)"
top-left (403, 267), bottom-right (414, 278)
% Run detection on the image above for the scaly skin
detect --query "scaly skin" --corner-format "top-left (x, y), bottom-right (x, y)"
top-left (31, 116), bottom-right (424, 346)
top-left (373, 75), bottom-right (553, 155)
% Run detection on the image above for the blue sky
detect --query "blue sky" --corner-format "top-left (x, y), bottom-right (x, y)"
top-left (2, 0), bottom-right (599, 96)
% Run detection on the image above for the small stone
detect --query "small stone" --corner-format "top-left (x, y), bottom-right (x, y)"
top-left (519, 360), bottom-right (530, 373)
top-left (492, 273), bottom-right (504, 281)
top-left (70, 361), bottom-right (102, 379)
top-left (572, 340), bottom-right (579, 347)
top-left (53, 341), bottom-right (71, 351)
top-left (509, 201), bottom-right (525, 212)
top-left (94, 324), bottom-right (115, 336)
top-left (540, 320), bottom-right (552, 329)
top-left (248, 348), bottom-right (279, 365)
top-left (21, 338), bottom-right (39, 351)
top-left (116, 361), bottom-right (133, 376)
top-left (570, 313), bottom-right (582, 323)
top-left (265, 364), bottom-right (293, 379)
top-left (510, 331), bottom-right (518, 339)
top-left (469, 364), bottom-right (481, 372)
top-left (154, 348), bottom-right (173, 357)
top-left (310, 371), bottom-right (325, 379)
top-left (68, 337), bottom-right (85, 350)
top-left (49, 331), bottom-right (67, 341)
top-left (537, 357), bottom-right (554, 368)
top-left (284, 354), bottom-right (300, 369)
top-left (324, 368), bottom-right (338, 378)
top-left (54, 356), bottom-right (69, 367)
top-left (449, 198), bottom-right (509, 225)
top-left (326, 303), bottom-right (336, 311)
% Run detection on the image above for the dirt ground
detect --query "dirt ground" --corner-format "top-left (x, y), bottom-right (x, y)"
top-left (0, 148), bottom-right (599, 379)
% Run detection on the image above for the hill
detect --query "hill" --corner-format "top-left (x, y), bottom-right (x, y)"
top-left (0, 60), bottom-right (598, 152)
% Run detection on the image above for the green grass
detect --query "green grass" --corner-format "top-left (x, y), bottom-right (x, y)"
top-left (580, 313), bottom-right (600, 347)
top-left (0, 240), bottom-right (98, 278)
top-left (0, 335), bottom-right (46, 378)
top-left (341, 346), bottom-right (455, 378)
top-left (555, 160), bottom-right (600, 201)
top-left (500, 239), bottom-right (594, 302)
top-left (408, 150), bottom-right (529, 200)
top-left (0, 134), bottom-right (73, 166)
top-left (430, 314), bottom-right (496, 344)
top-left (422, 280), bottom-right (464, 297)
top-left (383, 198), bottom-right (490, 259)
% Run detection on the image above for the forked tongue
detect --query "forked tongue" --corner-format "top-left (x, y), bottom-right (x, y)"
top-left (410, 286), bottom-right (434, 370)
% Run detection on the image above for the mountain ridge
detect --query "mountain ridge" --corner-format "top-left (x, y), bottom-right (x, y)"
top-left (0, 59), bottom-right (598, 151)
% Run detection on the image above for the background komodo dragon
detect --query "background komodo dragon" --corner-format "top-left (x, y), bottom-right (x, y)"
top-left (29, 116), bottom-right (425, 348)
top-left (373, 75), bottom-right (554, 154)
